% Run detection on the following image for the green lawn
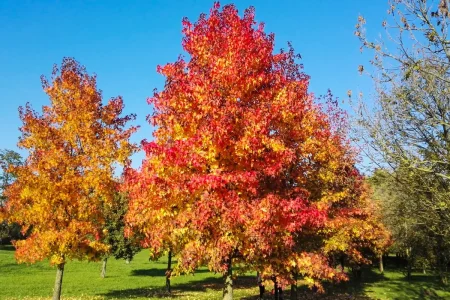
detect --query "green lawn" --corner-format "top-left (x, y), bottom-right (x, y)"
top-left (361, 269), bottom-right (450, 299)
top-left (0, 245), bottom-right (259, 300)
top-left (2, 245), bottom-right (450, 299)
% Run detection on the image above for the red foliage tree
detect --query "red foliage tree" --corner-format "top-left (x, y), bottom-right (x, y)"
top-left (124, 3), bottom-right (388, 299)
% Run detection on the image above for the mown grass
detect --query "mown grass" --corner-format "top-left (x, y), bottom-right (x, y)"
top-left (0, 244), bottom-right (259, 300)
top-left (323, 264), bottom-right (450, 300)
top-left (2, 244), bottom-right (450, 299)
top-left (361, 269), bottom-right (450, 299)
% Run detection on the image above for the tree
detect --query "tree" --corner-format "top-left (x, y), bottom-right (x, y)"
top-left (0, 149), bottom-right (23, 244)
top-left (0, 150), bottom-right (22, 199)
top-left (323, 173), bottom-right (391, 278)
top-left (125, 3), bottom-right (375, 298)
top-left (356, 0), bottom-right (450, 283)
top-left (369, 169), bottom-right (444, 278)
top-left (101, 192), bottom-right (141, 278)
top-left (2, 58), bottom-right (137, 299)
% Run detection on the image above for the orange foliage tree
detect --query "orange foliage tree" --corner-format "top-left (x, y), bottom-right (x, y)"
top-left (323, 169), bottom-right (391, 274)
top-left (124, 3), bottom-right (389, 299)
top-left (2, 58), bottom-right (137, 300)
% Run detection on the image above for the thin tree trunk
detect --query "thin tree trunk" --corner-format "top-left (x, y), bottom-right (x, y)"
top-left (437, 235), bottom-right (448, 284)
top-left (340, 256), bottom-right (345, 272)
top-left (53, 263), bottom-right (64, 300)
top-left (101, 257), bottom-right (108, 278)
top-left (405, 247), bottom-right (411, 280)
top-left (379, 254), bottom-right (384, 274)
top-left (274, 277), bottom-right (280, 300)
top-left (439, 264), bottom-right (448, 284)
top-left (290, 272), bottom-right (298, 300)
top-left (223, 257), bottom-right (233, 300)
top-left (166, 250), bottom-right (172, 293)
top-left (406, 261), bottom-right (412, 280)
top-left (257, 271), bottom-right (265, 299)
top-left (274, 279), bottom-right (278, 300)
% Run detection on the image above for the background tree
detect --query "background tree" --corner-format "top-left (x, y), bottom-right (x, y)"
top-left (356, 0), bottom-right (450, 284)
top-left (369, 169), bottom-right (445, 278)
top-left (101, 192), bottom-right (141, 278)
top-left (0, 149), bottom-right (23, 244)
top-left (323, 173), bottom-right (391, 278)
top-left (0, 149), bottom-right (23, 206)
top-left (2, 58), bottom-right (137, 300)
top-left (124, 165), bottom-right (181, 293)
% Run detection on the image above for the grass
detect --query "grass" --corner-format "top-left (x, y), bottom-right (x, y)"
top-left (2, 244), bottom-right (450, 299)
top-left (361, 269), bottom-right (450, 299)
top-left (0, 244), bottom-right (259, 300)
top-left (323, 265), bottom-right (450, 300)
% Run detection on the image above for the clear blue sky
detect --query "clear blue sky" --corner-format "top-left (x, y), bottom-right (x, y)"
top-left (0, 0), bottom-right (387, 168)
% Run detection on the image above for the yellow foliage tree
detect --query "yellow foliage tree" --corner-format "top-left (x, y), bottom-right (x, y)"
top-left (2, 58), bottom-right (137, 300)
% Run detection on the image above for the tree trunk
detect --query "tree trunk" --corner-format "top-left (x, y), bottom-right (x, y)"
top-left (274, 278), bottom-right (279, 300)
top-left (436, 235), bottom-right (448, 284)
top-left (257, 271), bottom-right (265, 299)
top-left (126, 257), bottom-right (130, 264)
top-left (352, 264), bottom-right (362, 280)
top-left (290, 272), bottom-right (298, 300)
top-left (405, 247), bottom-right (412, 280)
top-left (379, 254), bottom-right (384, 274)
top-left (223, 258), bottom-right (233, 300)
top-left (406, 262), bottom-right (412, 279)
top-left (439, 265), bottom-right (448, 284)
top-left (273, 277), bottom-right (283, 300)
top-left (53, 263), bottom-right (64, 300)
top-left (166, 250), bottom-right (172, 293)
top-left (101, 257), bottom-right (108, 278)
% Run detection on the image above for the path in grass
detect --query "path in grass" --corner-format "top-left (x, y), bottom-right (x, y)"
top-left (2, 245), bottom-right (450, 299)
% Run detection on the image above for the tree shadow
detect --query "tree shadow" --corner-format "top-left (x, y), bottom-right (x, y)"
top-left (350, 267), bottom-right (450, 300)
top-left (169, 275), bottom-right (256, 292)
top-left (369, 274), bottom-right (449, 299)
top-left (131, 268), bottom-right (211, 277)
top-left (234, 275), bottom-right (259, 289)
top-left (102, 266), bottom-right (450, 299)
top-left (101, 275), bottom-right (258, 299)
top-left (103, 287), bottom-right (196, 299)
top-left (1, 263), bottom-right (24, 272)
top-left (0, 244), bottom-right (15, 251)
top-left (101, 277), bottom-right (221, 299)
top-left (176, 276), bottom-right (224, 291)
top-left (131, 268), bottom-right (167, 277)
top-left (241, 267), bottom-right (378, 300)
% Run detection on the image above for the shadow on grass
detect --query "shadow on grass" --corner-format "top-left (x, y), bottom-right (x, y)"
top-left (345, 267), bottom-right (450, 300)
top-left (336, 266), bottom-right (386, 296)
top-left (131, 268), bottom-right (168, 277)
top-left (367, 273), bottom-right (449, 300)
top-left (103, 266), bottom-right (450, 299)
top-left (1, 263), bottom-right (25, 271)
top-left (0, 244), bottom-right (15, 251)
top-left (1, 261), bottom-right (50, 274)
top-left (131, 268), bottom-right (211, 277)
top-left (102, 275), bottom-right (257, 299)
top-left (241, 268), bottom-right (437, 300)
top-left (149, 260), bottom-right (178, 265)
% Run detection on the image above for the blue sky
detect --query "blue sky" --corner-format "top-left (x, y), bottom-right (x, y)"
top-left (0, 0), bottom-right (387, 168)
